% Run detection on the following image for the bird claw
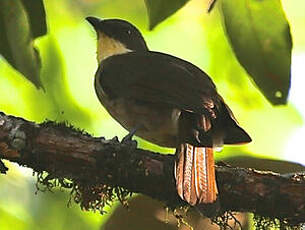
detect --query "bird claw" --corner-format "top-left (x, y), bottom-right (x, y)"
top-left (121, 126), bottom-right (141, 149)
top-left (121, 134), bottom-right (138, 149)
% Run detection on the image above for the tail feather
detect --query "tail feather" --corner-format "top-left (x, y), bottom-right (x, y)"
top-left (175, 144), bottom-right (218, 205)
top-left (194, 147), bottom-right (207, 201)
top-left (183, 144), bottom-right (194, 204)
top-left (201, 147), bottom-right (217, 203)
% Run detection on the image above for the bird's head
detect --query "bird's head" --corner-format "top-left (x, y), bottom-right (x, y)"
top-left (86, 16), bottom-right (148, 63)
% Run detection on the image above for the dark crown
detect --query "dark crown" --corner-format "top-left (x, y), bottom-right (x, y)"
top-left (86, 17), bottom-right (149, 52)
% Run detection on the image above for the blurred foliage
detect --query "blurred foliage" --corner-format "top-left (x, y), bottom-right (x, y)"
top-left (144, 0), bottom-right (189, 29)
top-left (220, 0), bottom-right (292, 105)
top-left (140, 0), bottom-right (293, 105)
top-left (0, 165), bottom-right (105, 230)
top-left (20, 0), bottom-right (47, 38)
top-left (0, 0), bottom-right (46, 88)
top-left (0, 0), bottom-right (304, 229)
top-left (102, 195), bottom-right (249, 230)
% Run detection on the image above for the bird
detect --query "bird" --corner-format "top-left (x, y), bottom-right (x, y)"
top-left (86, 16), bottom-right (251, 206)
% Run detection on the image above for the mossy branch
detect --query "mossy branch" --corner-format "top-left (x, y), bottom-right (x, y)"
top-left (0, 112), bottom-right (304, 226)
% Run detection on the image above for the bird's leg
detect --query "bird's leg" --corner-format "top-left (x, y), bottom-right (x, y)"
top-left (121, 124), bottom-right (143, 148)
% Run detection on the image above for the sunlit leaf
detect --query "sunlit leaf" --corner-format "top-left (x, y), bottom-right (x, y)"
top-left (0, 0), bottom-right (47, 88)
top-left (220, 0), bottom-right (292, 105)
top-left (144, 0), bottom-right (189, 29)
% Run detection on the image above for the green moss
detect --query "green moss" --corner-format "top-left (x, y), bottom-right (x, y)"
top-left (253, 214), bottom-right (304, 230)
top-left (35, 171), bottom-right (131, 214)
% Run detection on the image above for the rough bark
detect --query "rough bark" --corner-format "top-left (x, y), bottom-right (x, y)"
top-left (0, 112), bottom-right (304, 225)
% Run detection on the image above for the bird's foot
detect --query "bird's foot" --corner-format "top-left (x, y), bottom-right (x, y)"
top-left (121, 135), bottom-right (137, 149)
top-left (121, 126), bottom-right (140, 149)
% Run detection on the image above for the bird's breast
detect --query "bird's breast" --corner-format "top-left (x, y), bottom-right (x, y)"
top-left (96, 90), bottom-right (180, 148)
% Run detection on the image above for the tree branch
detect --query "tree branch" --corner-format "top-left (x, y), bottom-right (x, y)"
top-left (0, 112), bottom-right (304, 225)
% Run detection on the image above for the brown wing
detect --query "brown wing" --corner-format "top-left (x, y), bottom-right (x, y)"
top-left (97, 51), bottom-right (220, 116)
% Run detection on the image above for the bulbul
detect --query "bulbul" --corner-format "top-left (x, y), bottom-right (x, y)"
top-left (86, 16), bottom-right (251, 206)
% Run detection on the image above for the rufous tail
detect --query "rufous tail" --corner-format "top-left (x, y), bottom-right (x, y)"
top-left (175, 143), bottom-right (218, 205)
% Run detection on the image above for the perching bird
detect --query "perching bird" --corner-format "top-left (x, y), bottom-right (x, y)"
top-left (86, 16), bottom-right (251, 206)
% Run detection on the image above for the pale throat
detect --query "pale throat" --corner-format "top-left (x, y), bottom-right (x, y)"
top-left (97, 33), bottom-right (132, 63)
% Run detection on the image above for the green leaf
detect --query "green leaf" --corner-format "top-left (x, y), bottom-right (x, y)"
top-left (144, 0), bottom-right (190, 30)
top-left (0, 0), bottom-right (47, 89)
top-left (220, 0), bottom-right (292, 105)
top-left (21, 0), bottom-right (47, 38)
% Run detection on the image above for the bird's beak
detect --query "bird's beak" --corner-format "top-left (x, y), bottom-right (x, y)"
top-left (86, 16), bottom-right (102, 30)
